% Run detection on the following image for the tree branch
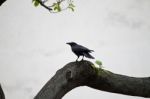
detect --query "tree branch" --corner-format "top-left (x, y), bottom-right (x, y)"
top-left (37, 0), bottom-right (52, 11)
top-left (34, 60), bottom-right (150, 99)
top-left (0, 0), bottom-right (6, 6)
top-left (0, 84), bottom-right (5, 99)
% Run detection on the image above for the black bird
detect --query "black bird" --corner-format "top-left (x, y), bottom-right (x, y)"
top-left (66, 42), bottom-right (94, 61)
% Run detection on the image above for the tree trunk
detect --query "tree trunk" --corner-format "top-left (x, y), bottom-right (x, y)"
top-left (34, 60), bottom-right (150, 99)
top-left (0, 84), bottom-right (5, 99)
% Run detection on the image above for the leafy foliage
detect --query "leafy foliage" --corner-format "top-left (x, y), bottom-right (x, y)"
top-left (32, 0), bottom-right (40, 7)
top-left (32, 0), bottom-right (75, 13)
top-left (52, 2), bottom-right (61, 12)
top-left (68, 3), bottom-right (75, 11)
top-left (95, 60), bottom-right (103, 68)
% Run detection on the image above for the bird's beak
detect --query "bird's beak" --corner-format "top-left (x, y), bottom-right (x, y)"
top-left (66, 42), bottom-right (70, 45)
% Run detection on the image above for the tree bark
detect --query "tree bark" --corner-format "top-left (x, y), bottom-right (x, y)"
top-left (0, 84), bottom-right (5, 99)
top-left (34, 60), bottom-right (150, 99)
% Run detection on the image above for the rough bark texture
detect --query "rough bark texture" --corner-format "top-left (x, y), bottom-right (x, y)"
top-left (0, 84), bottom-right (5, 99)
top-left (34, 60), bottom-right (150, 99)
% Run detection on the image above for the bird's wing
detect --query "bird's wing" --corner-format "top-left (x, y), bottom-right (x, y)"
top-left (74, 44), bottom-right (94, 52)
top-left (83, 52), bottom-right (95, 59)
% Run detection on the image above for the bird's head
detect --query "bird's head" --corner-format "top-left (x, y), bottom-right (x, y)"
top-left (66, 42), bottom-right (77, 46)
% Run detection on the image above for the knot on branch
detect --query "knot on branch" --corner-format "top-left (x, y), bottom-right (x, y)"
top-left (34, 60), bottom-right (96, 99)
top-left (63, 61), bottom-right (96, 84)
top-left (66, 69), bottom-right (72, 81)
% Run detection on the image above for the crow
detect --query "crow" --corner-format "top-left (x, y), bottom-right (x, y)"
top-left (66, 42), bottom-right (94, 61)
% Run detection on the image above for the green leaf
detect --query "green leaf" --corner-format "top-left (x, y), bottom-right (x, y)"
top-left (57, 5), bottom-right (61, 12)
top-left (68, 3), bottom-right (75, 12)
top-left (54, 6), bottom-right (57, 11)
top-left (32, 0), bottom-right (40, 7)
top-left (68, 7), bottom-right (74, 12)
top-left (95, 60), bottom-right (102, 66)
top-left (69, 3), bottom-right (75, 7)
top-left (34, 1), bottom-right (40, 7)
top-left (53, 2), bottom-right (61, 12)
top-left (95, 60), bottom-right (103, 66)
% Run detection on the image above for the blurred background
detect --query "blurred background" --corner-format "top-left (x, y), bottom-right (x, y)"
top-left (0, 0), bottom-right (150, 99)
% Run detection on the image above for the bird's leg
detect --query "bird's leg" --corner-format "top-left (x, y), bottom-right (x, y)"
top-left (76, 56), bottom-right (79, 62)
top-left (81, 55), bottom-right (84, 61)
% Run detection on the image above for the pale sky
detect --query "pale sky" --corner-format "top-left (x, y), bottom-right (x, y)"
top-left (0, 0), bottom-right (150, 99)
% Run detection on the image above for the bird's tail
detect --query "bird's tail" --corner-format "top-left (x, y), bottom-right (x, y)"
top-left (89, 50), bottom-right (94, 53)
top-left (83, 52), bottom-right (95, 59)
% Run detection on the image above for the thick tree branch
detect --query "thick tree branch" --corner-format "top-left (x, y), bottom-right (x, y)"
top-left (34, 60), bottom-right (150, 99)
top-left (0, 84), bottom-right (5, 99)
top-left (0, 0), bottom-right (6, 6)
